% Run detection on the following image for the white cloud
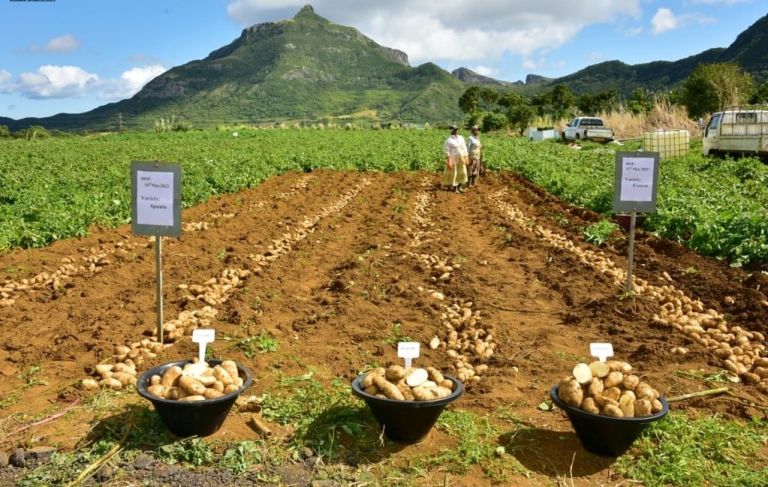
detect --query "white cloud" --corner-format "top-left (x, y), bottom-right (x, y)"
top-left (4, 64), bottom-right (166, 100)
top-left (651, 8), bottom-right (678, 34)
top-left (18, 65), bottom-right (99, 98)
top-left (471, 65), bottom-right (498, 77)
top-left (651, 8), bottom-right (715, 35)
top-left (18, 34), bottom-right (81, 53)
top-left (226, 1), bottom-right (641, 63)
top-left (624, 26), bottom-right (643, 36)
top-left (45, 35), bottom-right (81, 53)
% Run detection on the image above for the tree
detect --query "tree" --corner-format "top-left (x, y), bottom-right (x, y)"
top-left (507, 103), bottom-right (536, 136)
top-left (481, 112), bottom-right (507, 132)
top-left (682, 63), bottom-right (755, 118)
top-left (626, 88), bottom-right (654, 114)
top-left (577, 89), bottom-right (618, 115)
top-left (750, 80), bottom-right (768, 104)
top-left (458, 86), bottom-right (480, 114)
top-left (0, 125), bottom-right (10, 138)
top-left (532, 84), bottom-right (576, 119)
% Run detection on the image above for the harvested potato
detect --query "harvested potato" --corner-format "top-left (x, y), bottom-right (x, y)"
top-left (587, 378), bottom-right (604, 398)
top-left (603, 387), bottom-right (621, 401)
top-left (588, 361), bottom-right (610, 379)
top-left (606, 360), bottom-right (632, 374)
top-left (214, 366), bottom-right (234, 386)
top-left (572, 363), bottom-right (593, 384)
top-left (622, 374), bottom-right (640, 391)
top-left (405, 368), bottom-right (429, 387)
top-left (161, 366), bottom-right (183, 390)
top-left (179, 375), bottom-right (206, 396)
top-left (604, 371), bottom-right (624, 388)
top-left (147, 385), bottom-right (165, 397)
top-left (362, 368), bottom-right (385, 388)
top-left (602, 404), bottom-right (624, 417)
top-left (580, 397), bottom-right (599, 414)
top-left (179, 395), bottom-right (206, 402)
top-left (373, 375), bottom-right (405, 400)
top-left (634, 399), bottom-right (652, 417)
top-left (385, 365), bottom-right (406, 382)
top-left (203, 389), bottom-right (225, 400)
top-left (558, 378), bottom-right (584, 408)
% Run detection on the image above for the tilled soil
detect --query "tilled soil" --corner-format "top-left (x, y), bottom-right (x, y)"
top-left (1, 170), bottom-right (766, 486)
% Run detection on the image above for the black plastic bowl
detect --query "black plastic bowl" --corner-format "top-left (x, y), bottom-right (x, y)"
top-left (550, 385), bottom-right (669, 456)
top-left (351, 373), bottom-right (464, 443)
top-left (136, 359), bottom-right (253, 437)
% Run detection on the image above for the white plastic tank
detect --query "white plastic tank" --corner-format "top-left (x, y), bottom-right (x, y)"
top-left (643, 129), bottom-right (689, 159)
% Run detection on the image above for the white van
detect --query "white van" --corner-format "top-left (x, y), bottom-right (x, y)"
top-left (702, 107), bottom-right (768, 159)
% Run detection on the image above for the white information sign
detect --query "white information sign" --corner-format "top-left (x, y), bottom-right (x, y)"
top-left (136, 171), bottom-right (174, 226)
top-left (619, 157), bottom-right (655, 202)
top-left (590, 342), bottom-right (614, 363)
top-left (397, 342), bottom-right (420, 368)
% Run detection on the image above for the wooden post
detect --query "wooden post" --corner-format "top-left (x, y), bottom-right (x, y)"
top-left (625, 212), bottom-right (637, 295)
top-left (155, 235), bottom-right (164, 344)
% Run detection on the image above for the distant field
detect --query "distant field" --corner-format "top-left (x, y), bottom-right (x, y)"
top-left (1, 129), bottom-right (767, 265)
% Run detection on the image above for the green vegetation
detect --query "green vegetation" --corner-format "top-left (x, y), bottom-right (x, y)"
top-left (583, 220), bottom-right (620, 246)
top-left (616, 413), bottom-right (768, 486)
top-left (682, 63), bottom-right (755, 118)
top-left (237, 331), bottom-right (279, 357)
top-left (1, 129), bottom-right (767, 265)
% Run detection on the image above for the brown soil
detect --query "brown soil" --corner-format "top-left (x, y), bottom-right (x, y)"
top-left (1, 170), bottom-right (766, 486)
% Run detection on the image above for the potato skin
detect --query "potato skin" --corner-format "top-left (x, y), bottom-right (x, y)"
top-left (179, 375), bottom-right (206, 396)
top-left (161, 366), bottom-right (183, 390)
top-left (147, 384), bottom-right (165, 398)
top-left (385, 365), bottom-right (406, 382)
top-left (634, 399), bottom-right (652, 417)
top-left (588, 361), bottom-right (610, 379)
top-left (604, 371), bottom-right (624, 388)
top-left (580, 397), bottom-right (600, 414)
top-left (587, 378), bottom-right (604, 398)
top-left (362, 368), bottom-right (385, 388)
top-left (373, 375), bottom-right (405, 400)
top-left (622, 374), bottom-right (640, 391)
top-left (558, 379), bottom-right (584, 408)
top-left (603, 404), bottom-right (624, 417)
top-left (203, 388), bottom-right (225, 400)
top-left (214, 366), bottom-right (234, 386)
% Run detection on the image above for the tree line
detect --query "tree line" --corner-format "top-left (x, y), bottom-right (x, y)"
top-left (459, 62), bottom-right (768, 133)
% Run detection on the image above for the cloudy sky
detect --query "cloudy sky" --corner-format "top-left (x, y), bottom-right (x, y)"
top-left (0, 0), bottom-right (764, 118)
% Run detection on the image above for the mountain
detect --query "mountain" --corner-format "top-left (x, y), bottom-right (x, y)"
top-left (541, 14), bottom-right (767, 94)
top-left (451, 67), bottom-right (521, 86)
top-left (3, 5), bottom-right (464, 131)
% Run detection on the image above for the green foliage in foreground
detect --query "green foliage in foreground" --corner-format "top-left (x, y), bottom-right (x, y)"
top-left (2, 129), bottom-right (768, 265)
top-left (617, 413), bottom-right (768, 486)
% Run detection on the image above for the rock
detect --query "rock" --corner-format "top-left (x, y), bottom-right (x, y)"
top-left (94, 464), bottom-right (114, 482)
top-left (9, 448), bottom-right (25, 468)
top-left (133, 453), bottom-right (154, 470)
top-left (0, 450), bottom-right (9, 468)
top-left (27, 446), bottom-right (56, 463)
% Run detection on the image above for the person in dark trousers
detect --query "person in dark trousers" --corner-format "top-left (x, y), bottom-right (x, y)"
top-left (467, 125), bottom-right (484, 187)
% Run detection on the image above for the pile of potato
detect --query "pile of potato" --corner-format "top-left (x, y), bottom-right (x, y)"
top-left (146, 359), bottom-right (245, 401)
top-left (428, 300), bottom-right (494, 384)
top-left (651, 286), bottom-right (768, 394)
top-left (557, 360), bottom-right (663, 418)
top-left (361, 365), bottom-right (455, 401)
top-left (178, 268), bottom-right (250, 307)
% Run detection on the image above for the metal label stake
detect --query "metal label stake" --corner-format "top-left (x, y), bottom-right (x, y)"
top-left (131, 161), bottom-right (182, 344)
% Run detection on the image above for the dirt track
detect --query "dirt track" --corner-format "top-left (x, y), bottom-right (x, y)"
top-left (1, 170), bottom-right (767, 485)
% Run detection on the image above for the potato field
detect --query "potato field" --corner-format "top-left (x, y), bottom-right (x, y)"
top-left (0, 130), bottom-right (767, 486)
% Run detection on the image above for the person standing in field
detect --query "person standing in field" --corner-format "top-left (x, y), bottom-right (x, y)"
top-left (442, 124), bottom-right (469, 192)
top-left (467, 125), bottom-right (484, 187)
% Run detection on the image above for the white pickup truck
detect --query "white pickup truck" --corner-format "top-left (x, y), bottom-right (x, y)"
top-left (562, 117), bottom-right (615, 142)
top-left (702, 107), bottom-right (768, 160)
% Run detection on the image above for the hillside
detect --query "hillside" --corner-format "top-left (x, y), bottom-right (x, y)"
top-left (3, 6), bottom-right (464, 131)
top-left (544, 13), bottom-right (767, 94)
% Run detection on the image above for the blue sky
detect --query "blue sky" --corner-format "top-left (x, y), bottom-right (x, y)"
top-left (0, 0), bottom-right (764, 119)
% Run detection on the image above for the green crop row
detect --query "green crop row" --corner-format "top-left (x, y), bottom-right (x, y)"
top-left (1, 129), bottom-right (767, 265)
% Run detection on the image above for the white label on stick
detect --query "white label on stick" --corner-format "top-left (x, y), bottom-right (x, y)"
top-left (590, 343), bottom-right (614, 363)
top-left (136, 170), bottom-right (175, 226)
top-left (397, 342), bottom-right (420, 369)
top-left (192, 329), bottom-right (216, 366)
top-left (619, 157), bottom-right (655, 202)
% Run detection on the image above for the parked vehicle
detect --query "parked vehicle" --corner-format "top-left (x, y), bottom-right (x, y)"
top-left (702, 106), bottom-right (768, 159)
top-left (562, 117), bottom-right (614, 142)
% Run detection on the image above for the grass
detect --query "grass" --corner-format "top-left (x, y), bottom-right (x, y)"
top-left (237, 331), bottom-right (279, 358)
top-left (582, 219), bottom-right (620, 245)
top-left (385, 322), bottom-right (412, 346)
top-left (617, 412), bottom-right (768, 486)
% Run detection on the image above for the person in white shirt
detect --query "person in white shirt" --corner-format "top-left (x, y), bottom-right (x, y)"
top-left (467, 125), bottom-right (484, 187)
top-left (441, 124), bottom-right (469, 192)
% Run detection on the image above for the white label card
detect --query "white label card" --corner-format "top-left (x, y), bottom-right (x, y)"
top-left (590, 342), bottom-right (614, 362)
top-left (397, 342), bottom-right (420, 358)
top-left (397, 342), bottom-right (420, 368)
top-left (136, 170), bottom-right (175, 226)
top-left (619, 157), bottom-right (655, 202)
top-left (193, 329), bottom-right (216, 343)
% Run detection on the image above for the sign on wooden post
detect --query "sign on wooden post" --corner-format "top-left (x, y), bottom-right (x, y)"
top-left (613, 152), bottom-right (660, 294)
top-left (131, 161), bottom-right (182, 343)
